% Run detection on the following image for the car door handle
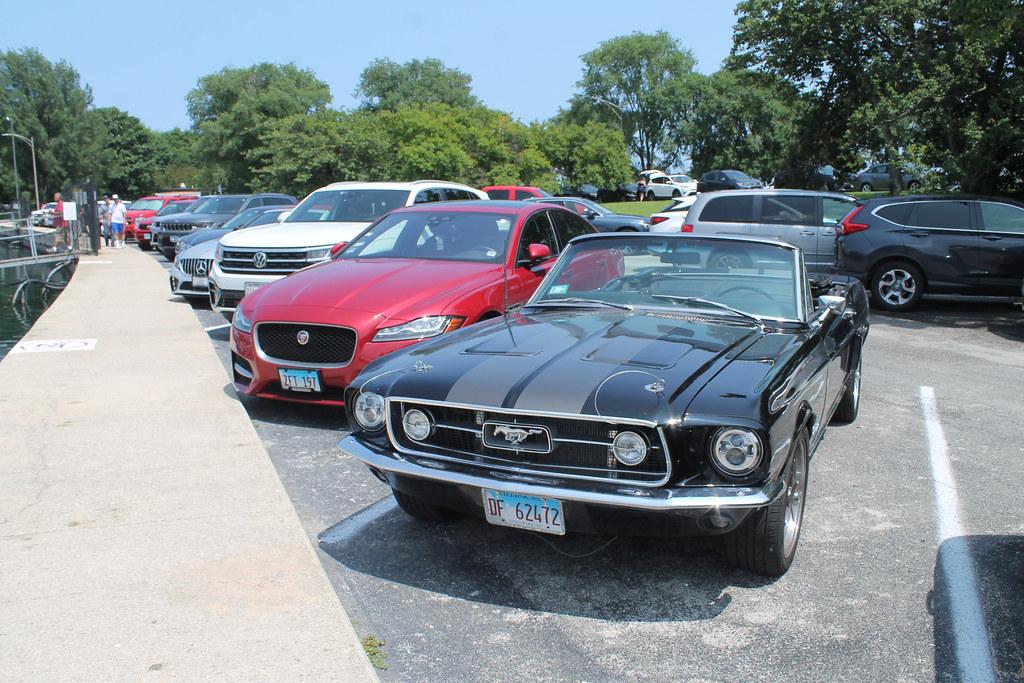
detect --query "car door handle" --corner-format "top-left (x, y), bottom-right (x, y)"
top-left (800, 230), bottom-right (816, 236)
top-left (982, 235), bottom-right (1002, 241)
top-left (908, 231), bottom-right (930, 238)
top-left (820, 229), bottom-right (836, 236)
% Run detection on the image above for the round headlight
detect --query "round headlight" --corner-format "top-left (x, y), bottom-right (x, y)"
top-left (402, 409), bottom-right (432, 441)
top-left (612, 431), bottom-right (648, 466)
top-left (353, 392), bottom-right (386, 431)
top-left (710, 428), bottom-right (762, 476)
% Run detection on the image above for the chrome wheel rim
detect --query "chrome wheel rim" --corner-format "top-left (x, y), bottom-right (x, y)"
top-left (877, 268), bottom-right (917, 306)
top-left (852, 359), bottom-right (861, 409)
top-left (783, 440), bottom-right (807, 558)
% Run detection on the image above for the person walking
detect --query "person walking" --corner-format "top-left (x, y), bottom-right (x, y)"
top-left (98, 195), bottom-right (111, 248)
top-left (110, 195), bottom-right (127, 248)
top-left (636, 177), bottom-right (648, 202)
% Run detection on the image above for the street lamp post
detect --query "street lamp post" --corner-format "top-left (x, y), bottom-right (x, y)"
top-left (1, 131), bottom-right (39, 211)
top-left (5, 116), bottom-right (22, 219)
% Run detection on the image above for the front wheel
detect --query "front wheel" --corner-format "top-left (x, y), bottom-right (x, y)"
top-left (907, 181), bottom-right (920, 191)
top-left (646, 190), bottom-right (656, 201)
top-left (871, 260), bottom-right (924, 311)
top-left (831, 349), bottom-right (861, 425)
top-left (140, 242), bottom-right (153, 251)
top-left (860, 183), bottom-right (873, 192)
top-left (672, 189), bottom-right (681, 198)
top-left (724, 431), bottom-right (809, 576)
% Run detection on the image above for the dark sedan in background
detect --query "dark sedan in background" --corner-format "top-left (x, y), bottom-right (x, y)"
top-left (836, 194), bottom-right (1024, 310)
top-left (849, 164), bottom-right (921, 192)
top-left (697, 170), bottom-right (764, 193)
top-left (173, 206), bottom-right (291, 254)
top-left (525, 196), bottom-right (649, 232)
top-left (341, 233), bottom-right (869, 576)
top-left (151, 193), bottom-right (296, 258)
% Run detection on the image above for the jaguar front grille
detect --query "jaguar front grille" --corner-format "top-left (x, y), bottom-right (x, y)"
top-left (255, 322), bottom-right (357, 365)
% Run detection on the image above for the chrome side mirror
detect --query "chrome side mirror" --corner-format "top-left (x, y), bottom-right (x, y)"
top-left (817, 295), bottom-right (847, 316)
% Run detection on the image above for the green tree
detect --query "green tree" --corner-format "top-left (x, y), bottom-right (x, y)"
top-left (186, 63), bottom-right (331, 191)
top-left (0, 48), bottom-right (94, 209)
top-left (535, 121), bottom-right (633, 188)
top-left (151, 129), bottom-right (201, 191)
top-left (572, 31), bottom-right (701, 170)
top-left (86, 107), bottom-right (157, 198)
top-left (356, 58), bottom-right (479, 111)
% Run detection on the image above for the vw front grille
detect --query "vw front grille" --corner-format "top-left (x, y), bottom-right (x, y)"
top-left (219, 248), bottom-right (312, 275)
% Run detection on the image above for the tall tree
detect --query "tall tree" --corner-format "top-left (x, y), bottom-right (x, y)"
top-left (356, 58), bottom-right (478, 111)
top-left (535, 121), bottom-right (633, 188)
top-left (151, 128), bottom-right (201, 191)
top-left (86, 107), bottom-right (157, 198)
top-left (572, 32), bottom-right (700, 170)
top-left (186, 63), bottom-right (331, 191)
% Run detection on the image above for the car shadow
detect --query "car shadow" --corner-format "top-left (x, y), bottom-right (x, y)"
top-left (872, 298), bottom-right (1024, 342)
top-left (929, 535), bottom-right (1024, 682)
top-left (317, 499), bottom-right (775, 623)
top-left (222, 383), bottom-right (349, 430)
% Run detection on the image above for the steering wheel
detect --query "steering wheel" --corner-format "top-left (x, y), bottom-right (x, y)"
top-left (600, 271), bottom-right (652, 292)
top-left (718, 285), bottom-right (777, 302)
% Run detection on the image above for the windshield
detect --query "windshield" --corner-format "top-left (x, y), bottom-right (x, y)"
top-left (220, 207), bottom-right (265, 230)
top-left (340, 211), bottom-right (515, 263)
top-left (157, 201), bottom-right (195, 216)
top-left (129, 199), bottom-right (164, 212)
top-left (670, 175), bottom-right (692, 183)
top-left (286, 189), bottom-right (407, 223)
top-left (248, 210), bottom-right (286, 227)
top-left (532, 236), bottom-right (801, 321)
top-left (191, 196), bottom-right (244, 214)
top-left (724, 170), bottom-right (754, 180)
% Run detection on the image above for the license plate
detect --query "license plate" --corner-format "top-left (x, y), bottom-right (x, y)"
top-left (278, 368), bottom-right (321, 392)
top-left (482, 489), bottom-right (564, 535)
top-left (244, 282), bottom-right (264, 296)
top-left (193, 276), bottom-right (208, 288)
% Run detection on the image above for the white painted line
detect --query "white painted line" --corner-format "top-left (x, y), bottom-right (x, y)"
top-left (204, 323), bottom-right (230, 332)
top-left (10, 339), bottom-right (97, 354)
top-left (317, 497), bottom-right (397, 546)
top-left (920, 386), bottom-right (995, 683)
top-left (78, 260), bottom-right (112, 264)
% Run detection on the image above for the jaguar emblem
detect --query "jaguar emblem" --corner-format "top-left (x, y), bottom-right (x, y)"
top-left (493, 425), bottom-right (544, 446)
top-left (296, 330), bottom-right (310, 345)
top-left (253, 251), bottom-right (268, 269)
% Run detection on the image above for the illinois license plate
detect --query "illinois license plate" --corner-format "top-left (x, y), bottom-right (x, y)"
top-left (278, 368), bottom-right (321, 392)
top-left (482, 489), bottom-right (564, 535)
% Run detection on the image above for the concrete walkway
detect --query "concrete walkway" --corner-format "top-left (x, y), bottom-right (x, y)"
top-left (0, 248), bottom-right (377, 681)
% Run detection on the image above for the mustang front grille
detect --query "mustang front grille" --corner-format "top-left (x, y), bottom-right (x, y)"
top-left (255, 322), bottom-right (356, 365)
top-left (178, 258), bottom-right (213, 276)
top-left (219, 248), bottom-right (312, 275)
top-left (387, 399), bottom-right (671, 486)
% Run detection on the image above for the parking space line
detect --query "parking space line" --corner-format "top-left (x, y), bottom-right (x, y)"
top-left (919, 386), bottom-right (995, 683)
top-left (204, 323), bottom-right (230, 332)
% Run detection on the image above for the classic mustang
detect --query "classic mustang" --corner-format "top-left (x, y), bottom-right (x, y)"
top-left (339, 233), bottom-right (869, 575)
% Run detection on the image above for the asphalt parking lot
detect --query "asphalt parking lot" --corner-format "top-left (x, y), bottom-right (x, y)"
top-left (153, 251), bottom-right (1024, 682)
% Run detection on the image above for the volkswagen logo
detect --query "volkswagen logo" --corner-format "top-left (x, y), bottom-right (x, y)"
top-left (253, 252), bottom-right (268, 269)
top-left (296, 330), bottom-right (310, 346)
top-left (195, 260), bottom-right (207, 276)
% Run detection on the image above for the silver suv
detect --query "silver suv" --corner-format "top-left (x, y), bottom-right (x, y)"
top-left (684, 189), bottom-right (856, 274)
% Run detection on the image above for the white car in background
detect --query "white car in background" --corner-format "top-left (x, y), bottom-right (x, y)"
top-left (170, 239), bottom-right (217, 300)
top-left (640, 171), bottom-right (698, 200)
top-left (648, 194), bottom-right (699, 233)
top-left (208, 180), bottom-right (487, 313)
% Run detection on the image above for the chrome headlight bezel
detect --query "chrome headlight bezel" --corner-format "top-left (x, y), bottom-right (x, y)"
top-left (709, 427), bottom-right (763, 477)
top-left (402, 408), bottom-right (433, 441)
top-left (353, 392), bottom-right (386, 431)
top-left (611, 431), bottom-right (648, 466)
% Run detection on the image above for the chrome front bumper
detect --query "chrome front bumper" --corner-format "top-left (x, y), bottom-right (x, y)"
top-left (339, 435), bottom-right (785, 512)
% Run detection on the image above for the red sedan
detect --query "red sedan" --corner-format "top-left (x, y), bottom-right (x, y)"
top-left (229, 201), bottom-right (601, 406)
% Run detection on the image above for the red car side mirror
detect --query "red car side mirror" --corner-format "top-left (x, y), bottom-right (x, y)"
top-left (527, 243), bottom-right (551, 261)
top-left (329, 241), bottom-right (348, 257)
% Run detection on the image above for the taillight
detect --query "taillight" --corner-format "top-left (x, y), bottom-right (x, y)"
top-left (840, 205), bottom-right (868, 235)
top-left (681, 224), bottom-right (694, 233)
top-left (650, 216), bottom-right (668, 224)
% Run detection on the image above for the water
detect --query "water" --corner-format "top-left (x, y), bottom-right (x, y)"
top-left (0, 261), bottom-right (69, 361)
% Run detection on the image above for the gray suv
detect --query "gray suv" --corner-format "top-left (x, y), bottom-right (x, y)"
top-left (684, 190), bottom-right (856, 274)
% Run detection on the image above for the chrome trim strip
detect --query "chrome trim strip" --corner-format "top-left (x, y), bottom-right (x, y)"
top-left (253, 320), bottom-right (358, 370)
top-left (340, 435), bottom-right (782, 511)
top-left (233, 362), bottom-right (254, 380)
top-left (385, 397), bottom-right (672, 487)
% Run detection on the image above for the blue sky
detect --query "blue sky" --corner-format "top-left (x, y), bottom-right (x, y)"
top-left (1, 1), bottom-right (740, 131)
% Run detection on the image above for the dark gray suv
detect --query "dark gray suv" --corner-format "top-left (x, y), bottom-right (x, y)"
top-left (835, 195), bottom-right (1024, 310)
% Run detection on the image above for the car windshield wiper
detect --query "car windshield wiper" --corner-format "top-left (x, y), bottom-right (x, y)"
top-left (530, 297), bottom-right (633, 311)
top-left (650, 295), bottom-right (763, 325)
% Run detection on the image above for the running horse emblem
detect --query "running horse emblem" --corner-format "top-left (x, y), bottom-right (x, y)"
top-left (493, 425), bottom-right (545, 446)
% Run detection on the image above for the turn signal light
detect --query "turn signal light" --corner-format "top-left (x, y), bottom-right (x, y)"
top-left (839, 205), bottom-right (869, 235)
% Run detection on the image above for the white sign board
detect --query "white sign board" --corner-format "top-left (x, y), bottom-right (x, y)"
top-left (62, 201), bottom-right (77, 220)
top-left (10, 339), bottom-right (97, 354)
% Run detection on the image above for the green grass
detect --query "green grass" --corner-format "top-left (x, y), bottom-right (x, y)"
top-left (601, 200), bottom-right (675, 217)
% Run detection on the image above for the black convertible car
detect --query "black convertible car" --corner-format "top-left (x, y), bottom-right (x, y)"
top-left (340, 233), bottom-right (869, 576)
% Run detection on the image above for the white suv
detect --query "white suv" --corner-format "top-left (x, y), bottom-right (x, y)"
top-left (208, 180), bottom-right (487, 312)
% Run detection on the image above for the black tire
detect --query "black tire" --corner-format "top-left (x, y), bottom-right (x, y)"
top-left (907, 181), bottom-right (920, 191)
top-left (831, 347), bottom-right (861, 425)
top-left (870, 260), bottom-right (924, 311)
top-left (860, 183), bottom-right (873, 192)
top-left (616, 226), bottom-right (637, 232)
top-left (708, 250), bottom-right (751, 270)
top-left (393, 489), bottom-right (459, 522)
top-left (724, 431), bottom-right (809, 577)
top-left (672, 189), bottom-right (681, 198)
top-left (140, 242), bottom-right (153, 251)
top-left (646, 190), bottom-right (657, 201)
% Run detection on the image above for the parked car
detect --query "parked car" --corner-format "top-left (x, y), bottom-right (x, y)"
top-left (642, 173), bottom-right (693, 200)
top-left (209, 181), bottom-right (487, 313)
top-left (174, 206), bottom-right (290, 254)
top-left (558, 183), bottom-right (601, 201)
top-left (339, 232), bottom-right (869, 576)
top-left (482, 186), bottom-right (550, 200)
top-left (680, 190), bottom-right (856, 274)
top-left (850, 164), bottom-right (921, 192)
top-left (228, 200), bottom-right (599, 405)
top-left (773, 164), bottom-right (841, 192)
top-left (151, 193), bottom-right (297, 259)
top-left (597, 183), bottom-right (639, 203)
top-left (125, 195), bottom-right (198, 242)
top-left (524, 196), bottom-right (648, 232)
top-left (137, 198), bottom-right (197, 250)
top-left (648, 195), bottom-right (700, 233)
top-left (30, 202), bottom-right (58, 226)
top-left (169, 240), bottom-right (217, 300)
top-left (696, 170), bottom-right (764, 193)
top-left (835, 194), bottom-right (1024, 310)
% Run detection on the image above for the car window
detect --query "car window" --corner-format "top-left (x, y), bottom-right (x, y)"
top-left (910, 201), bottom-right (972, 229)
top-left (443, 188), bottom-right (472, 201)
top-left (514, 190), bottom-right (535, 200)
top-left (698, 195), bottom-right (756, 223)
top-left (822, 197), bottom-right (856, 225)
top-left (486, 189), bottom-right (510, 200)
top-left (341, 211), bottom-right (514, 262)
top-left (414, 188), bottom-right (446, 204)
top-left (249, 211), bottom-right (286, 227)
top-left (263, 196), bottom-right (293, 206)
top-left (549, 210), bottom-right (593, 250)
top-left (979, 202), bottom-right (1024, 234)
top-left (760, 195), bottom-right (816, 225)
top-left (875, 203), bottom-right (912, 225)
top-left (561, 200), bottom-right (588, 215)
top-left (518, 212), bottom-right (558, 262)
top-left (286, 189), bottom-right (407, 223)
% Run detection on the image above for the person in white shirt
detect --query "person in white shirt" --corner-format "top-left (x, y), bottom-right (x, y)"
top-left (110, 195), bottom-right (127, 248)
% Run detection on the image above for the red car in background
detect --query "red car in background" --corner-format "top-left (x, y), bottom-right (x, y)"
top-left (126, 195), bottom-right (197, 244)
top-left (482, 185), bottom-right (551, 200)
top-left (229, 200), bottom-right (604, 406)
top-left (134, 197), bottom-right (198, 250)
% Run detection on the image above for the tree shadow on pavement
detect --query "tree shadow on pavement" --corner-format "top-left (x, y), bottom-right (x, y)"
top-left (929, 535), bottom-right (1024, 683)
top-left (318, 499), bottom-right (776, 623)
top-left (873, 298), bottom-right (1024, 343)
